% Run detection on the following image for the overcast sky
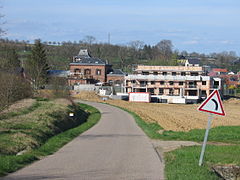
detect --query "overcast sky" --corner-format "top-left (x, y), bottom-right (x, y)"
top-left (1, 0), bottom-right (240, 54)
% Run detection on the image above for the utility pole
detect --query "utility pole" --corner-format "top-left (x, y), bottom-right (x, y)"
top-left (108, 32), bottom-right (111, 44)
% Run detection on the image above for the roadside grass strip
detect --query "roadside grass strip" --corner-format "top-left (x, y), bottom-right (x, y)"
top-left (165, 145), bottom-right (240, 180)
top-left (116, 105), bottom-right (240, 144)
top-left (0, 103), bottom-right (101, 176)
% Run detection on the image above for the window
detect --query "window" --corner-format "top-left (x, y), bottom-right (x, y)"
top-left (74, 68), bottom-right (81, 75)
top-left (163, 72), bottom-right (167, 76)
top-left (214, 81), bottom-right (219, 85)
top-left (151, 81), bottom-right (155, 85)
top-left (147, 88), bottom-right (154, 95)
top-left (213, 81), bottom-right (219, 89)
top-left (160, 81), bottom-right (165, 85)
top-left (84, 69), bottom-right (91, 75)
top-left (153, 72), bottom-right (158, 75)
top-left (190, 72), bottom-right (199, 76)
top-left (140, 81), bottom-right (146, 87)
top-left (202, 81), bottom-right (206, 85)
top-left (181, 72), bottom-right (186, 76)
top-left (189, 81), bottom-right (197, 88)
top-left (96, 69), bottom-right (101, 75)
top-left (169, 81), bottom-right (174, 85)
top-left (172, 72), bottom-right (176, 76)
top-left (201, 90), bottom-right (207, 96)
top-left (142, 71), bottom-right (149, 75)
top-left (131, 80), bottom-right (136, 83)
top-left (179, 82), bottom-right (184, 85)
top-left (189, 90), bottom-right (197, 96)
top-left (159, 88), bottom-right (164, 95)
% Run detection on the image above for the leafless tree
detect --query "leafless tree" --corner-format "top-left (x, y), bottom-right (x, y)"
top-left (129, 40), bottom-right (144, 50)
top-left (0, 72), bottom-right (32, 112)
top-left (156, 40), bottom-right (173, 61)
top-left (83, 35), bottom-right (96, 45)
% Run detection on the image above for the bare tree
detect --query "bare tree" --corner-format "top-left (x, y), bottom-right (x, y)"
top-left (0, 72), bottom-right (32, 111)
top-left (129, 40), bottom-right (144, 50)
top-left (156, 40), bottom-right (173, 60)
top-left (83, 35), bottom-right (96, 45)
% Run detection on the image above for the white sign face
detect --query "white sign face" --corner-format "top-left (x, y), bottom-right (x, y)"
top-left (69, 113), bottom-right (74, 117)
top-left (129, 93), bottom-right (150, 102)
top-left (198, 90), bottom-right (225, 116)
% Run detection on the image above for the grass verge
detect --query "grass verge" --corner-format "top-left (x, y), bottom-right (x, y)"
top-left (116, 106), bottom-right (240, 144)
top-left (0, 103), bottom-right (101, 176)
top-left (165, 145), bottom-right (240, 180)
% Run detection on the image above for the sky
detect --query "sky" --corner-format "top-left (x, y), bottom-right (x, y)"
top-left (1, 0), bottom-right (240, 54)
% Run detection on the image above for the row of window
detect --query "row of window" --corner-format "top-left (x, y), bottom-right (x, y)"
top-left (141, 71), bottom-right (200, 76)
top-left (74, 68), bottom-right (101, 75)
top-left (128, 80), bottom-right (207, 85)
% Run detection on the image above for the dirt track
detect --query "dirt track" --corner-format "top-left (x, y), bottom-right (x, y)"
top-left (75, 92), bottom-right (240, 132)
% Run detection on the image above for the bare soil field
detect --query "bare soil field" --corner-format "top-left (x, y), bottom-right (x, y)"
top-left (74, 92), bottom-right (240, 131)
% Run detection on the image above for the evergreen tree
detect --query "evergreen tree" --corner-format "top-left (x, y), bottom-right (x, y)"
top-left (27, 39), bottom-right (49, 89)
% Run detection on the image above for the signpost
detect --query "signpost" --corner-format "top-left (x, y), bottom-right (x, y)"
top-left (198, 90), bottom-right (225, 166)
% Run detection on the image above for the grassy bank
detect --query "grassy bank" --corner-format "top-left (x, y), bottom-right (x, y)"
top-left (0, 101), bottom-right (101, 176)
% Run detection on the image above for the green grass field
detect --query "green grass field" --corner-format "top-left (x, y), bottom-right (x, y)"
top-left (165, 145), bottom-right (240, 180)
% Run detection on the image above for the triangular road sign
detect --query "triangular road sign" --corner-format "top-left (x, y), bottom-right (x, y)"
top-left (198, 90), bottom-right (225, 116)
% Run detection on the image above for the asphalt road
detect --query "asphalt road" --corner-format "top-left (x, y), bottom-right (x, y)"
top-left (2, 101), bottom-right (164, 180)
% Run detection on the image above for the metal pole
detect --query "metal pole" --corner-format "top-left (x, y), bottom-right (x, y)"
top-left (199, 114), bottom-right (213, 166)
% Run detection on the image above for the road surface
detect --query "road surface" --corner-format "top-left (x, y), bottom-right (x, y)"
top-left (2, 101), bottom-right (164, 180)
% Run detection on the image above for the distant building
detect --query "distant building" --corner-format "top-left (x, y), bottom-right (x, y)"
top-left (208, 68), bottom-right (228, 76)
top-left (125, 65), bottom-right (222, 103)
top-left (185, 58), bottom-right (200, 67)
top-left (208, 68), bottom-right (240, 89)
top-left (68, 49), bottom-right (124, 87)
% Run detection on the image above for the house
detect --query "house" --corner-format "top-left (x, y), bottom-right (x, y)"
top-left (208, 68), bottom-right (228, 76)
top-left (68, 49), bottom-right (112, 86)
top-left (68, 49), bottom-right (125, 90)
top-left (124, 65), bottom-right (222, 103)
top-left (185, 58), bottom-right (200, 67)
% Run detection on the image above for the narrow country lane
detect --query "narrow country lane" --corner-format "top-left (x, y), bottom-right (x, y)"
top-left (2, 101), bottom-right (164, 180)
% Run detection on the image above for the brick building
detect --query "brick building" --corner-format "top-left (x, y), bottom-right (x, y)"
top-left (68, 49), bottom-right (124, 87)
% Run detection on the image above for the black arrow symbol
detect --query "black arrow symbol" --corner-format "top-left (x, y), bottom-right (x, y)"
top-left (211, 99), bottom-right (218, 110)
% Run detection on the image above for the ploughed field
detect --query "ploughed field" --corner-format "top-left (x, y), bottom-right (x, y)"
top-left (75, 92), bottom-right (240, 131)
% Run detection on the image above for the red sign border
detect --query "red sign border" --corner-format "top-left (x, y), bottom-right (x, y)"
top-left (198, 90), bottom-right (226, 116)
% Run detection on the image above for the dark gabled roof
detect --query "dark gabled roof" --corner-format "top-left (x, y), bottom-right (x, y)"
top-left (72, 49), bottom-right (108, 65)
top-left (78, 57), bottom-right (106, 65)
top-left (108, 69), bottom-right (125, 76)
top-left (177, 55), bottom-right (186, 59)
top-left (187, 58), bottom-right (200, 64)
